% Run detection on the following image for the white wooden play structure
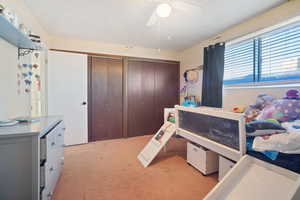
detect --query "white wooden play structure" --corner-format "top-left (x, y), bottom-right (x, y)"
top-left (138, 122), bottom-right (176, 167)
top-left (138, 106), bottom-right (300, 200)
top-left (175, 105), bottom-right (246, 162)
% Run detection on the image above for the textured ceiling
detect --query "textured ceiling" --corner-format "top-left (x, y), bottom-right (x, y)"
top-left (24, 0), bottom-right (286, 50)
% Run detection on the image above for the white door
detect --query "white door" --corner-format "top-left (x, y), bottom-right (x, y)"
top-left (48, 51), bottom-right (88, 146)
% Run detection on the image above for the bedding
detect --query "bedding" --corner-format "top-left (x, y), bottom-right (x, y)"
top-left (256, 99), bottom-right (300, 122)
top-left (242, 91), bottom-right (300, 173)
top-left (246, 120), bottom-right (286, 137)
top-left (247, 137), bottom-right (279, 160)
top-left (252, 120), bottom-right (300, 154)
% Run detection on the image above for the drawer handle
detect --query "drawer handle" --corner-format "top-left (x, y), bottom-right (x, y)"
top-left (49, 167), bottom-right (54, 172)
top-left (62, 127), bottom-right (66, 131)
top-left (51, 142), bottom-right (55, 146)
top-left (58, 133), bottom-right (62, 137)
top-left (193, 148), bottom-right (198, 152)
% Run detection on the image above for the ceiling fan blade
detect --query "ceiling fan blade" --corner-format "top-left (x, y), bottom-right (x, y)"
top-left (147, 10), bottom-right (158, 26)
top-left (171, 0), bottom-right (196, 11)
top-left (179, 0), bottom-right (209, 7)
top-left (145, 0), bottom-right (165, 3)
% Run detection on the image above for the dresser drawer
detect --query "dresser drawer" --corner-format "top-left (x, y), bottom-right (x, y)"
top-left (40, 165), bottom-right (46, 189)
top-left (40, 159), bottom-right (64, 200)
top-left (40, 120), bottom-right (65, 199)
top-left (41, 158), bottom-right (64, 199)
top-left (40, 121), bottom-right (65, 162)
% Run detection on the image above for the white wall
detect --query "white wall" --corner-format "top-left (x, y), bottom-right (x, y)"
top-left (0, 0), bottom-right (49, 120)
top-left (223, 86), bottom-right (300, 110)
top-left (180, 0), bottom-right (300, 109)
top-left (0, 40), bottom-right (30, 120)
top-left (49, 36), bottom-right (180, 61)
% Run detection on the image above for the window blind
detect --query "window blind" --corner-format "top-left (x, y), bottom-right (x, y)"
top-left (260, 23), bottom-right (300, 82)
top-left (224, 39), bottom-right (254, 85)
top-left (224, 21), bottom-right (300, 85)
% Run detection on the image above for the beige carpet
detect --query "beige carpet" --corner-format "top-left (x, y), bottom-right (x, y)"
top-left (53, 135), bottom-right (218, 200)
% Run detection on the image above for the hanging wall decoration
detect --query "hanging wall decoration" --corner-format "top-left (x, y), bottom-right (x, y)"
top-left (16, 47), bottom-right (43, 114)
top-left (33, 64), bottom-right (39, 69)
top-left (30, 49), bottom-right (43, 116)
top-left (34, 52), bottom-right (39, 59)
top-left (17, 69), bottom-right (21, 95)
top-left (18, 47), bottom-right (34, 95)
top-left (180, 65), bottom-right (203, 106)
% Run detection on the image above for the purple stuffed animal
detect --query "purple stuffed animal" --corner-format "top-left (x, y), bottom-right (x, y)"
top-left (257, 89), bottom-right (300, 122)
top-left (284, 89), bottom-right (300, 100)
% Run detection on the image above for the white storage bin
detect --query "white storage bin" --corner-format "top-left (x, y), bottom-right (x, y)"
top-left (187, 142), bottom-right (218, 175)
top-left (218, 156), bottom-right (235, 181)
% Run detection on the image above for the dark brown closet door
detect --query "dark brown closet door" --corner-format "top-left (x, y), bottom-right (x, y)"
top-left (127, 59), bottom-right (179, 137)
top-left (127, 60), bottom-right (156, 137)
top-left (88, 56), bottom-right (123, 141)
top-left (154, 62), bottom-right (179, 131)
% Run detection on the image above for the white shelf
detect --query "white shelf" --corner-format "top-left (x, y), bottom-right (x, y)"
top-left (0, 14), bottom-right (40, 49)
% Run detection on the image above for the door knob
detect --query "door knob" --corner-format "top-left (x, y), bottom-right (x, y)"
top-left (82, 102), bottom-right (87, 105)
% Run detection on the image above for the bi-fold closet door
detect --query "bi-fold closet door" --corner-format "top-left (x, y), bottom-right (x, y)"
top-left (125, 58), bottom-right (179, 138)
top-left (88, 56), bottom-right (123, 141)
top-left (89, 56), bottom-right (179, 141)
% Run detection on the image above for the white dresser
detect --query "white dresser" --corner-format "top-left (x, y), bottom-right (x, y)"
top-left (0, 116), bottom-right (65, 200)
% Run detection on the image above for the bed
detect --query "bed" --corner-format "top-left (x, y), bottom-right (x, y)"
top-left (175, 105), bottom-right (246, 162)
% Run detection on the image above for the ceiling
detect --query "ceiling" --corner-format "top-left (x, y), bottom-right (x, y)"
top-left (24, 0), bottom-right (286, 51)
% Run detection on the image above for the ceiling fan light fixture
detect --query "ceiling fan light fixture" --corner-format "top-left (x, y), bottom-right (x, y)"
top-left (156, 3), bottom-right (172, 18)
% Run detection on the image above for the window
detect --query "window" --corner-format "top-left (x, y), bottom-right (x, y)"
top-left (224, 21), bottom-right (300, 85)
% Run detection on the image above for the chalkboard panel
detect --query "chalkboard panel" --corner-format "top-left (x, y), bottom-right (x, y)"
top-left (179, 110), bottom-right (240, 150)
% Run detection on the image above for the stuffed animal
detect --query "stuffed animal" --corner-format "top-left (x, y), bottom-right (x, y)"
top-left (244, 94), bottom-right (275, 122)
top-left (284, 89), bottom-right (300, 100)
top-left (167, 113), bottom-right (175, 123)
top-left (245, 108), bottom-right (261, 122)
top-left (232, 106), bottom-right (245, 113)
top-left (257, 98), bottom-right (300, 122)
top-left (246, 120), bottom-right (286, 136)
top-left (255, 94), bottom-right (275, 110)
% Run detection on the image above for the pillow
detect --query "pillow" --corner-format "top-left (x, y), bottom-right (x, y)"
top-left (256, 99), bottom-right (300, 122)
top-left (246, 120), bottom-right (286, 136)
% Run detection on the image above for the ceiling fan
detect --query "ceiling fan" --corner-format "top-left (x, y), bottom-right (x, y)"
top-left (146, 0), bottom-right (205, 27)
